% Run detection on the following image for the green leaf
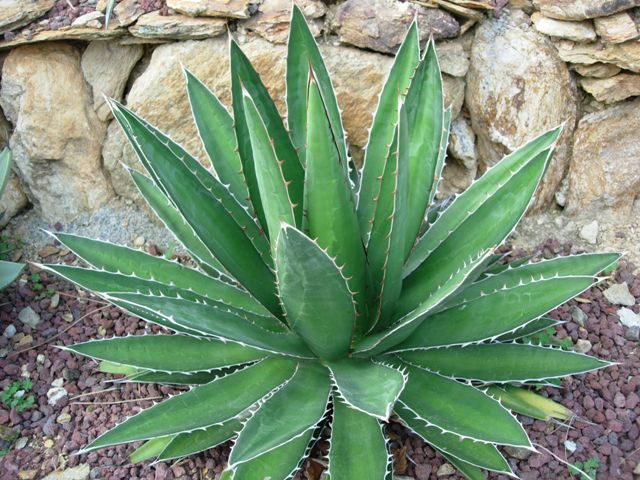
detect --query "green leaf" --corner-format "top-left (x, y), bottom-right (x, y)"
top-left (428, 107), bottom-right (452, 210)
top-left (304, 74), bottom-right (367, 329)
top-left (393, 276), bottom-right (597, 351)
top-left (83, 357), bottom-right (296, 452)
top-left (65, 335), bottom-right (267, 373)
top-left (0, 260), bottom-right (23, 290)
top-left (125, 370), bottom-right (220, 385)
top-left (497, 317), bottom-right (561, 342)
top-left (485, 385), bottom-right (573, 421)
top-left (328, 400), bottom-right (389, 480)
top-left (399, 343), bottom-right (610, 382)
top-left (229, 361), bottom-right (330, 467)
top-left (403, 40), bottom-right (444, 259)
top-left (130, 436), bottom-right (174, 464)
top-left (0, 147), bottom-right (12, 195)
top-left (287, 5), bottom-right (348, 169)
top-left (275, 225), bottom-right (354, 360)
top-left (230, 40), bottom-right (304, 228)
top-left (439, 452), bottom-right (487, 480)
top-left (109, 101), bottom-right (279, 314)
top-left (242, 88), bottom-right (296, 246)
top-left (357, 21), bottom-right (419, 244)
top-left (159, 418), bottom-right (241, 461)
top-left (184, 69), bottom-right (251, 209)
top-left (396, 403), bottom-right (511, 474)
top-left (398, 364), bottom-right (531, 446)
top-left (328, 359), bottom-right (405, 420)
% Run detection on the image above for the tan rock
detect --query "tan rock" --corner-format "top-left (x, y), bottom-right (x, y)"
top-left (81, 41), bottom-right (143, 121)
top-left (579, 73), bottom-right (640, 103)
top-left (114, 0), bottom-right (145, 27)
top-left (448, 117), bottom-right (476, 170)
top-left (335, 0), bottom-right (459, 54)
top-left (443, 74), bottom-right (465, 120)
top-left (531, 12), bottom-right (596, 42)
top-left (0, 25), bottom-right (126, 50)
top-left (566, 99), bottom-right (640, 213)
top-left (166, 0), bottom-right (250, 19)
top-left (130, 11), bottom-right (227, 40)
top-left (554, 39), bottom-right (640, 72)
top-left (572, 62), bottom-right (621, 78)
top-left (71, 11), bottom-right (104, 28)
top-left (243, 0), bottom-right (326, 44)
top-left (435, 38), bottom-right (469, 77)
top-left (594, 12), bottom-right (638, 44)
top-left (438, 160), bottom-right (477, 198)
top-left (466, 10), bottom-right (578, 210)
top-left (0, 171), bottom-right (29, 227)
top-left (0, 43), bottom-right (113, 222)
top-left (0, 0), bottom-right (54, 33)
top-left (533, 0), bottom-right (640, 21)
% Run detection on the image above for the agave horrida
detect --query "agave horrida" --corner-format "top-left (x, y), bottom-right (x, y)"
top-left (41, 6), bottom-right (617, 479)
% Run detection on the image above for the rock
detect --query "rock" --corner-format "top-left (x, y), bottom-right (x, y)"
top-left (579, 220), bottom-right (599, 244)
top-left (46, 386), bottom-right (67, 406)
top-left (564, 439), bottom-right (578, 452)
top-left (243, 0), bottom-right (326, 43)
top-left (571, 305), bottom-right (588, 326)
top-left (618, 307), bottom-right (640, 325)
top-left (3, 324), bottom-right (16, 338)
top-left (43, 438), bottom-right (54, 448)
top-left (436, 463), bottom-right (456, 476)
top-left (38, 244), bottom-right (59, 257)
top-left (566, 99), bottom-right (640, 213)
top-left (554, 39), bottom-right (640, 72)
top-left (52, 378), bottom-right (64, 388)
top-left (56, 412), bottom-right (71, 424)
top-left (42, 465), bottom-right (91, 480)
top-left (531, 12), bottom-right (596, 42)
top-left (71, 11), bottom-right (104, 28)
top-left (36, 354), bottom-right (44, 364)
top-left (442, 74), bottom-right (465, 120)
top-left (0, 168), bottom-right (29, 228)
top-left (574, 338), bottom-right (592, 353)
top-left (572, 62), bottom-right (621, 78)
top-left (0, 43), bottom-right (113, 222)
top-left (335, 0), bottom-right (459, 54)
top-left (166, 0), bottom-right (250, 19)
top-left (0, 26), bottom-right (126, 50)
top-left (504, 445), bottom-right (533, 460)
top-left (15, 436), bottom-right (28, 449)
top-left (438, 160), bottom-right (477, 198)
top-left (49, 292), bottom-right (59, 309)
top-left (81, 41), bottom-right (143, 122)
top-left (133, 235), bottom-right (145, 247)
top-left (605, 283), bottom-right (635, 306)
top-left (14, 334), bottom-right (32, 347)
top-left (466, 10), bottom-right (578, 210)
top-left (532, 0), bottom-right (640, 20)
top-left (0, 0), bottom-right (55, 33)
top-left (594, 11), bottom-right (639, 43)
top-left (113, 0), bottom-right (145, 27)
top-left (448, 117), bottom-right (476, 170)
top-left (18, 306), bottom-right (41, 328)
top-left (579, 73), bottom-right (640, 103)
top-left (18, 470), bottom-right (37, 480)
top-left (129, 11), bottom-right (227, 40)
top-left (435, 38), bottom-right (470, 78)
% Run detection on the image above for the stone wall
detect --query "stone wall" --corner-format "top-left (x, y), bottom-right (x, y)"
top-left (0, 0), bottom-right (638, 235)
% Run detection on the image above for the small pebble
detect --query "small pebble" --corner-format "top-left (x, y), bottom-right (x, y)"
top-left (3, 324), bottom-right (16, 339)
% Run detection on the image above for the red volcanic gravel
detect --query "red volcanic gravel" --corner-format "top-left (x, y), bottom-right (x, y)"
top-left (0, 239), bottom-right (638, 479)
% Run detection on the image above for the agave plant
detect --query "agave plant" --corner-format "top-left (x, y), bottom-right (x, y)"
top-left (0, 148), bottom-right (24, 290)
top-left (41, 7), bottom-right (616, 479)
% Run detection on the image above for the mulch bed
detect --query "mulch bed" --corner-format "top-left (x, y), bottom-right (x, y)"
top-left (0, 240), bottom-right (638, 480)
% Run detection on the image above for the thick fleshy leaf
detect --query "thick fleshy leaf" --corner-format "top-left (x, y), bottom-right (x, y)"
top-left (398, 364), bottom-right (531, 446)
top-left (184, 69), bottom-right (250, 209)
top-left (125, 370), bottom-right (220, 385)
top-left (108, 292), bottom-right (312, 358)
top-left (229, 362), bottom-right (330, 466)
top-left (275, 225), bottom-right (354, 360)
top-left (397, 403), bottom-right (512, 474)
top-left (440, 452), bottom-right (487, 480)
top-left (392, 276), bottom-right (597, 351)
top-left (230, 40), bottom-right (304, 228)
top-left (0, 260), bottom-right (23, 290)
top-left (83, 357), bottom-right (296, 452)
top-left (357, 21), bottom-right (419, 244)
top-left (130, 436), bottom-right (174, 464)
top-left (403, 40), bottom-right (444, 259)
top-left (399, 343), bottom-right (610, 382)
top-left (428, 107), bottom-right (452, 210)
top-left (159, 418), bottom-right (242, 461)
top-left (496, 317), bottom-right (561, 342)
top-left (64, 336), bottom-right (266, 372)
top-left (242, 89), bottom-right (296, 245)
top-left (485, 385), bottom-right (573, 421)
top-left (328, 359), bottom-right (405, 420)
top-left (109, 101), bottom-right (278, 314)
top-left (287, 5), bottom-right (348, 168)
top-left (304, 75), bottom-right (367, 329)
top-left (328, 400), bottom-right (389, 480)
top-left (0, 147), bottom-right (12, 194)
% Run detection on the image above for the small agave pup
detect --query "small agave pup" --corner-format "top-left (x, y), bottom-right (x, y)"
top-left (41, 6), bottom-right (617, 479)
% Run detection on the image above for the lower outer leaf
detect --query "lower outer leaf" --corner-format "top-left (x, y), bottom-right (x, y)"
top-left (130, 436), bottom-right (174, 464)
top-left (158, 418), bottom-right (242, 461)
top-left (485, 385), bottom-right (572, 421)
top-left (0, 260), bottom-right (24, 290)
top-left (328, 400), bottom-right (389, 480)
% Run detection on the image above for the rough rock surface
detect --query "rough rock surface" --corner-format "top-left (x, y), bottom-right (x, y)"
top-left (531, 12), bottom-right (596, 42)
top-left (0, 43), bottom-right (112, 222)
top-left (129, 11), bottom-right (228, 40)
top-left (166, 0), bottom-right (250, 19)
top-left (335, 0), bottom-right (459, 54)
top-left (554, 39), bottom-right (640, 72)
top-left (533, 0), bottom-right (640, 20)
top-left (566, 99), bottom-right (640, 213)
top-left (435, 38), bottom-right (470, 78)
top-left (579, 73), bottom-right (640, 103)
top-left (243, 0), bottom-right (326, 43)
top-left (466, 9), bottom-right (578, 210)
top-left (0, 0), bottom-right (55, 33)
top-left (80, 41), bottom-right (144, 121)
top-left (0, 171), bottom-right (28, 228)
top-left (594, 11), bottom-right (639, 43)
top-left (572, 62), bottom-right (621, 78)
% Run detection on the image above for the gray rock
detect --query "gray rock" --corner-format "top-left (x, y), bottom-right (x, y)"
top-left (605, 283), bottom-right (636, 306)
top-left (3, 324), bottom-right (16, 338)
top-left (41, 464), bottom-right (90, 480)
top-left (574, 338), bottom-right (592, 353)
top-left (579, 220), bottom-right (599, 244)
top-left (533, 0), bottom-right (640, 20)
top-left (571, 305), bottom-right (588, 326)
top-left (448, 117), bottom-right (477, 170)
top-left (46, 386), bottom-right (67, 406)
top-left (618, 307), bottom-right (640, 327)
top-left (18, 306), bottom-right (41, 328)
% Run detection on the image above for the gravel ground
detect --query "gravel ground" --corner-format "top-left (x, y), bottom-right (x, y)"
top-left (0, 240), bottom-right (638, 480)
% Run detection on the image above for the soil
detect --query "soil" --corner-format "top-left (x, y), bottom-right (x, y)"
top-left (0, 239), bottom-right (638, 480)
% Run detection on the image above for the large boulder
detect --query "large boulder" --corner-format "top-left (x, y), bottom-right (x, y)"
top-left (0, 108), bottom-right (28, 227)
top-left (566, 99), bottom-right (640, 214)
top-left (533, 0), bottom-right (640, 20)
top-left (0, 43), bottom-right (113, 223)
top-left (465, 10), bottom-right (578, 209)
